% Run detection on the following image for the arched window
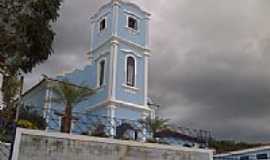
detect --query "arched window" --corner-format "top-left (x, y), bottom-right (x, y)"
top-left (98, 59), bottom-right (105, 87)
top-left (126, 56), bottom-right (135, 87)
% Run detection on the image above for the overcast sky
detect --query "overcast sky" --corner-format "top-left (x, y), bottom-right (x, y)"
top-left (20, 0), bottom-right (270, 142)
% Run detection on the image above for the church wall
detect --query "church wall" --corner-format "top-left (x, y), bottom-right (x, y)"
top-left (22, 82), bottom-right (47, 112)
top-left (90, 106), bottom-right (108, 116)
top-left (114, 43), bottom-right (146, 106)
top-left (56, 51), bottom-right (111, 112)
top-left (115, 106), bottom-right (141, 120)
top-left (92, 8), bottom-right (113, 50)
top-left (117, 3), bottom-right (147, 46)
top-left (57, 65), bottom-right (97, 89)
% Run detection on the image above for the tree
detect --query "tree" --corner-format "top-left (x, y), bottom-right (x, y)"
top-left (51, 80), bottom-right (94, 133)
top-left (140, 116), bottom-right (170, 140)
top-left (0, 0), bottom-right (62, 114)
top-left (0, 75), bottom-right (21, 120)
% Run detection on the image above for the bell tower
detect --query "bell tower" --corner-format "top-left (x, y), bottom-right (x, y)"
top-left (89, 0), bottom-right (152, 120)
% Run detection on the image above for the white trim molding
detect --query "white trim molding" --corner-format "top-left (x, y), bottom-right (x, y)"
top-left (90, 37), bottom-right (151, 56)
top-left (112, 0), bottom-right (120, 37)
top-left (144, 56), bottom-right (149, 106)
top-left (93, 50), bottom-right (110, 61)
top-left (86, 99), bottom-right (152, 113)
top-left (122, 84), bottom-right (139, 92)
top-left (108, 39), bottom-right (119, 100)
top-left (120, 49), bottom-right (143, 58)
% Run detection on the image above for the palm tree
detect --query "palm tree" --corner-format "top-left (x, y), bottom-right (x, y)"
top-left (140, 116), bottom-right (170, 140)
top-left (51, 80), bottom-right (94, 133)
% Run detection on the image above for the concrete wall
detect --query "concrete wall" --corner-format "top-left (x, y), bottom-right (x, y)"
top-left (214, 146), bottom-right (270, 160)
top-left (0, 142), bottom-right (11, 160)
top-left (12, 128), bottom-right (213, 160)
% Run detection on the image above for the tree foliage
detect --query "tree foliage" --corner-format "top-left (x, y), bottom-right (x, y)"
top-left (0, 0), bottom-right (62, 120)
top-left (140, 116), bottom-right (170, 140)
top-left (0, 0), bottom-right (62, 74)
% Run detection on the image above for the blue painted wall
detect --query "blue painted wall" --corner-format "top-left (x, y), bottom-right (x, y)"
top-left (22, 82), bottom-right (47, 109)
top-left (117, 3), bottom-right (148, 46)
top-left (114, 43), bottom-right (146, 105)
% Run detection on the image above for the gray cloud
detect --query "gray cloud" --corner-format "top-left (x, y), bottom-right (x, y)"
top-left (23, 0), bottom-right (270, 142)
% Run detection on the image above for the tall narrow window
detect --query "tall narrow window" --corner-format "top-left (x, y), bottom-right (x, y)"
top-left (99, 60), bottom-right (105, 87)
top-left (126, 56), bottom-right (135, 87)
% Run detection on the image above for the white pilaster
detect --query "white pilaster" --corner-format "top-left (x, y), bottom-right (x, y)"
top-left (145, 19), bottom-right (150, 48)
top-left (144, 56), bottom-right (149, 106)
top-left (44, 82), bottom-right (53, 131)
top-left (107, 105), bottom-right (117, 137)
top-left (112, 0), bottom-right (120, 37)
top-left (109, 40), bottom-right (119, 100)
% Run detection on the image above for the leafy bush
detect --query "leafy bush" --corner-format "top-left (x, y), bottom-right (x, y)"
top-left (18, 106), bottom-right (47, 130)
top-left (16, 120), bottom-right (37, 129)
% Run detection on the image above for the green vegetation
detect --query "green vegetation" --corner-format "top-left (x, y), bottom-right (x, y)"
top-left (0, 0), bottom-right (62, 118)
top-left (0, 105), bottom-right (46, 142)
top-left (209, 139), bottom-right (263, 154)
top-left (140, 116), bottom-right (170, 141)
top-left (17, 106), bottom-right (47, 130)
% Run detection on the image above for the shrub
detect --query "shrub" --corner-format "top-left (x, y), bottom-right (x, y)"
top-left (16, 120), bottom-right (37, 129)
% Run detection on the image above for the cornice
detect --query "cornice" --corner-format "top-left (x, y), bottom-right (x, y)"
top-left (86, 99), bottom-right (152, 113)
top-left (122, 1), bottom-right (151, 17)
top-left (89, 36), bottom-right (151, 56)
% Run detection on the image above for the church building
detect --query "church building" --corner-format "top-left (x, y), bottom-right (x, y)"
top-left (22, 0), bottom-right (155, 135)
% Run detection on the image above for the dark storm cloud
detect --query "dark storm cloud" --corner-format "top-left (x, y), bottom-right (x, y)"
top-left (24, 0), bottom-right (270, 142)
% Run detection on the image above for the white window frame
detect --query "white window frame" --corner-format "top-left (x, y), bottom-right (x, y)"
top-left (96, 57), bottom-right (107, 88)
top-left (99, 16), bottom-right (107, 32)
top-left (126, 15), bottom-right (139, 33)
top-left (124, 54), bottom-right (137, 88)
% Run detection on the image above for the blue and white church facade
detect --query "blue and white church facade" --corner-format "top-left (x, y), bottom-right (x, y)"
top-left (22, 0), bottom-right (155, 134)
